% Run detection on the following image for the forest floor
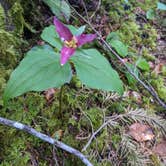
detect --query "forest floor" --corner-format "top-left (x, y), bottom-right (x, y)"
top-left (0, 0), bottom-right (166, 166)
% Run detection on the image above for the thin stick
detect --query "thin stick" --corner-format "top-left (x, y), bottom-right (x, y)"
top-left (90, 0), bottom-right (101, 20)
top-left (81, 0), bottom-right (90, 22)
top-left (69, 5), bottom-right (166, 109)
top-left (0, 116), bottom-right (93, 166)
top-left (82, 116), bottom-right (119, 151)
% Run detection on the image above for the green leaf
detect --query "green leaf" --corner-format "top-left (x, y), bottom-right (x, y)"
top-left (136, 58), bottom-right (150, 71)
top-left (124, 0), bottom-right (129, 3)
top-left (41, 25), bottom-right (62, 50)
top-left (125, 63), bottom-right (139, 86)
top-left (110, 40), bottom-right (128, 57)
top-left (157, 2), bottom-right (166, 10)
top-left (71, 49), bottom-right (123, 94)
top-left (68, 25), bottom-right (86, 36)
top-left (42, 0), bottom-right (71, 20)
top-left (106, 32), bottom-right (120, 42)
top-left (146, 9), bottom-right (156, 20)
top-left (61, 0), bottom-right (71, 20)
top-left (3, 46), bottom-right (72, 101)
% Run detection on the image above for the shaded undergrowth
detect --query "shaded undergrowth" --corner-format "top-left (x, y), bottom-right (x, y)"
top-left (0, 0), bottom-right (165, 165)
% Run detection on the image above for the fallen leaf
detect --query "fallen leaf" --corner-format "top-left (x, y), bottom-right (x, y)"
top-left (52, 130), bottom-right (63, 140)
top-left (153, 63), bottom-right (163, 75)
top-left (134, 7), bottom-right (146, 15)
top-left (128, 123), bottom-right (154, 142)
top-left (153, 140), bottom-right (166, 157)
top-left (44, 88), bottom-right (56, 101)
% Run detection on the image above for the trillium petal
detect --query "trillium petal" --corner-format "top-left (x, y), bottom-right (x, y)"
top-left (61, 46), bottom-right (76, 65)
top-left (76, 34), bottom-right (97, 47)
top-left (53, 17), bottom-right (73, 41)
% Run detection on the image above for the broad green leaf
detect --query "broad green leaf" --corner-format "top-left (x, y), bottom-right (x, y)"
top-left (43, 0), bottom-right (60, 16)
top-left (125, 63), bottom-right (139, 86)
top-left (106, 32), bottom-right (120, 42)
top-left (124, 0), bottom-right (129, 3)
top-left (31, 44), bottom-right (54, 52)
top-left (41, 25), bottom-right (62, 50)
top-left (157, 2), bottom-right (166, 10)
top-left (3, 46), bottom-right (72, 101)
top-left (76, 25), bottom-right (86, 35)
top-left (146, 9), bottom-right (156, 20)
top-left (71, 49), bottom-right (123, 94)
top-left (61, 0), bottom-right (71, 20)
top-left (42, 0), bottom-right (71, 20)
top-left (110, 40), bottom-right (128, 57)
top-left (68, 25), bottom-right (86, 36)
top-left (136, 58), bottom-right (150, 71)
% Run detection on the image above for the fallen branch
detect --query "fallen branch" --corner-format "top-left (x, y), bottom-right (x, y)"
top-left (69, 4), bottom-right (166, 109)
top-left (0, 116), bottom-right (93, 166)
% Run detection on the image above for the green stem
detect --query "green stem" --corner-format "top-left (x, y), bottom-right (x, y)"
top-left (59, 85), bottom-right (64, 119)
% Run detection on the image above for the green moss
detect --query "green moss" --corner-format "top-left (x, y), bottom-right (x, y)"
top-left (161, 65), bottom-right (166, 76)
top-left (70, 75), bottom-right (82, 89)
top-left (83, 108), bottom-right (103, 130)
top-left (9, 1), bottom-right (36, 35)
top-left (0, 0), bottom-right (165, 165)
top-left (150, 154), bottom-right (161, 166)
top-left (131, 0), bottom-right (158, 11)
top-left (0, 30), bottom-right (20, 68)
top-left (108, 102), bottom-right (124, 113)
top-left (0, 4), bottom-right (5, 29)
top-left (3, 137), bottom-right (30, 165)
top-left (150, 77), bottom-right (166, 102)
top-left (142, 24), bottom-right (158, 50)
top-left (142, 47), bottom-right (156, 60)
top-left (117, 21), bottom-right (140, 45)
top-left (9, 2), bottom-right (24, 34)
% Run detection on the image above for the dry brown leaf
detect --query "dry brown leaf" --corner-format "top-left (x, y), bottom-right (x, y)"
top-left (153, 63), bottom-right (163, 75)
top-left (134, 7), bottom-right (146, 15)
top-left (44, 88), bottom-right (56, 101)
top-left (128, 123), bottom-right (155, 142)
top-left (153, 140), bottom-right (166, 157)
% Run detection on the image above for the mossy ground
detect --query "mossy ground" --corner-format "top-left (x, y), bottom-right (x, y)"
top-left (0, 0), bottom-right (165, 165)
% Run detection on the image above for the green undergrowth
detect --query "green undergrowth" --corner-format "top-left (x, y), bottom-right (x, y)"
top-left (103, 0), bottom-right (166, 105)
top-left (0, 0), bottom-right (165, 165)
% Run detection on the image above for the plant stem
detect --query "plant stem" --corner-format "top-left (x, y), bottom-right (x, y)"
top-left (59, 85), bottom-right (64, 119)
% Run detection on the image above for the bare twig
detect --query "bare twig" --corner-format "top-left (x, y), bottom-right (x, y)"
top-left (82, 115), bottom-right (119, 151)
top-left (0, 116), bottom-right (93, 166)
top-left (53, 146), bottom-right (60, 166)
top-left (81, 0), bottom-right (90, 22)
top-left (69, 4), bottom-right (166, 109)
top-left (90, 0), bottom-right (101, 20)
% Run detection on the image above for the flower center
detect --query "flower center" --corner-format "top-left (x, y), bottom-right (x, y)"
top-left (64, 37), bottom-right (77, 48)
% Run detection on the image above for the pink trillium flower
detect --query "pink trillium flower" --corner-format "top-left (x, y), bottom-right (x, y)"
top-left (53, 17), bottom-right (97, 65)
